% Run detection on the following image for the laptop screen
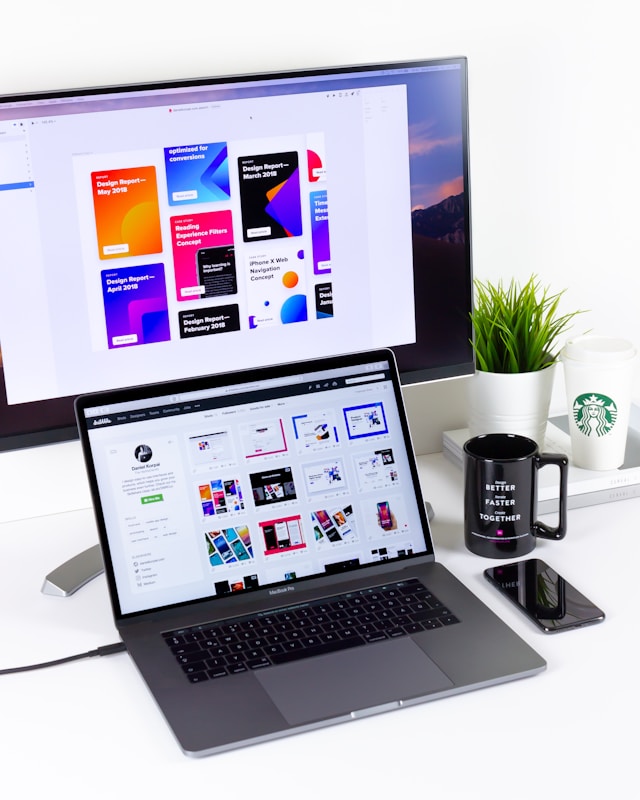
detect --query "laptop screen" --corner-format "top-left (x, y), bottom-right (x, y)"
top-left (76, 350), bottom-right (433, 616)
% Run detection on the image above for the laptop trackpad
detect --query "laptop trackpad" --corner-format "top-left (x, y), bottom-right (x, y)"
top-left (256, 637), bottom-right (454, 726)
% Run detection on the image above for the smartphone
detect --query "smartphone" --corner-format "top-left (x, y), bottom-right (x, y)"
top-left (230, 538), bottom-right (249, 561)
top-left (377, 501), bottom-right (393, 529)
top-left (314, 509), bottom-right (333, 531)
top-left (196, 246), bottom-right (237, 297)
top-left (212, 534), bottom-right (236, 563)
top-left (484, 558), bottom-right (605, 633)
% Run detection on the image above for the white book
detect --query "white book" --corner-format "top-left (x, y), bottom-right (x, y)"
top-left (442, 404), bottom-right (640, 513)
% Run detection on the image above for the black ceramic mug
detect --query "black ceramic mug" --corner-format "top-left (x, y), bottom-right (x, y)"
top-left (463, 433), bottom-right (569, 558)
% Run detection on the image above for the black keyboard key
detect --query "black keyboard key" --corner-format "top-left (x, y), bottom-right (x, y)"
top-left (363, 631), bottom-right (388, 644)
top-left (320, 631), bottom-right (340, 644)
top-left (187, 671), bottom-right (208, 683)
top-left (270, 634), bottom-right (364, 665)
top-left (170, 641), bottom-right (202, 655)
top-left (208, 644), bottom-right (230, 658)
top-left (176, 650), bottom-right (209, 664)
top-left (182, 660), bottom-right (207, 674)
top-left (247, 657), bottom-right (271, 670)
top-left (206, 657), bottom-right (228, 670)
top-left (208, 666), bottom-right (228, 679)
top-left (410, 607), bottom-right (454, 624)
top-left (403, 622), bottom-right (426, 635)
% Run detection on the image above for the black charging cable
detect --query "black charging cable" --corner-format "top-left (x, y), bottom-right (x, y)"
top-left (0, 641), bottom-right (127, 675)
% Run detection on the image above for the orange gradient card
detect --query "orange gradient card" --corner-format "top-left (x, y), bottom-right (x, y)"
top-left (92, 166), bottom-right (162, 259)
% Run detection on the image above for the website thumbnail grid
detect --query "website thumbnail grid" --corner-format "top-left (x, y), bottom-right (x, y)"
top-left (86, 373), bottom-right (427, 615)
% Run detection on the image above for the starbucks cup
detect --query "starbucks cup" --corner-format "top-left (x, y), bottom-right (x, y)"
top-left (561, 336), bottom-right (638, 470)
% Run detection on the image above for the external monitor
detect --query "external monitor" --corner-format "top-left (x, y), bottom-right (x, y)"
top-left (0, 56), bottom-right (473, 452)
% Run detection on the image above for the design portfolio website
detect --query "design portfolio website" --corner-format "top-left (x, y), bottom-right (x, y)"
top-left (82, 363), bottom-right (428, 615)
top-left (0, 74), bottom-right (416, 406)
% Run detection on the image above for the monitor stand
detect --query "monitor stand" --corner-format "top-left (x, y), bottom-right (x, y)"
top-left (41, 544), bottom-right (104, 597)
top-left (41, 501), bottom-right (436, 596)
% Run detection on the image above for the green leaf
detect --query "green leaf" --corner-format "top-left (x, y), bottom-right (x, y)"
top-left (469, 275), bottom-right (586, 373)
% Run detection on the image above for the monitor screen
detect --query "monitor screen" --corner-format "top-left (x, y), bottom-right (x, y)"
top-left (0, 57), bottom-right (473, 451)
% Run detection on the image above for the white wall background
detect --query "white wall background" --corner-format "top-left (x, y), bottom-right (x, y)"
top-left (2, 0), bottom-right (638, 443)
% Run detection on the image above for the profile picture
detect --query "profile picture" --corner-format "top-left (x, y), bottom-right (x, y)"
top-left (134, 444), bottom-right (153, 463)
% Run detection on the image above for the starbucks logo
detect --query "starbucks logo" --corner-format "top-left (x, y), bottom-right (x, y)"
top-left (572, 393), bottom-right (617, 437)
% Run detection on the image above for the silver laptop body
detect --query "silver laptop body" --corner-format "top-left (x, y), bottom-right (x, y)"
top-left (75, 348), bottom-right (545, 756)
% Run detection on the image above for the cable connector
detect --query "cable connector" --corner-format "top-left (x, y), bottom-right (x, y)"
top-left (0, 641), bottom-right (127, 675)
top-left (92, 642), bottom-right (128, 658)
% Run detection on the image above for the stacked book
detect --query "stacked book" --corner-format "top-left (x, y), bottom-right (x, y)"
top-left (442, 404), bottom-right (640, 513)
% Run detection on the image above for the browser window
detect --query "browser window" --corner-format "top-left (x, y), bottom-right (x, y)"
top-left (0, 84), bottom-right (414, 404)
top-left (82, 359), bottom-right (427, 615)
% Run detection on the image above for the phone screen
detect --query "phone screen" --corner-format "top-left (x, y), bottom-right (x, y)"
top-left (484, 558), bottom-right (605, 632)
top-left (196, 246), bottom-right (237, 298)
top-left (377, 501), bottom-right (392, 529)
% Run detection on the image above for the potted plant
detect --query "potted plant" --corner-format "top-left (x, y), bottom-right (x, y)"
top-left (468, 275), bottom-right (584, 444)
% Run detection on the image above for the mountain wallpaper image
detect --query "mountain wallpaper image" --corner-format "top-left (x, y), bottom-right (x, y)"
top-left (411, 193), bottom-right (466, 245)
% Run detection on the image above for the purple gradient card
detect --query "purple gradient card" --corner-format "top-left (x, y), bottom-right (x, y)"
top-left (101, 263), bottom-right (170, 348)
top-left (310, 190), bottom-right (331, 274)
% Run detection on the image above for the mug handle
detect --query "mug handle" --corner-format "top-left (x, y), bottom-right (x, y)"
top-left (533, 452), bottom-right (569, 540)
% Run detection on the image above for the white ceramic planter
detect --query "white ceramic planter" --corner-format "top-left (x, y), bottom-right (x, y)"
top-left (467, 365), bottom-right (556, 446)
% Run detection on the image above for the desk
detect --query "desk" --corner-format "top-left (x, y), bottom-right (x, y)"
top-left (0, 449), bottom-right (635, 799)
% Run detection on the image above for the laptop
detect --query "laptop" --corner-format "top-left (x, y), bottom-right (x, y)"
top-left (75, 348), bottom-right (545, 756)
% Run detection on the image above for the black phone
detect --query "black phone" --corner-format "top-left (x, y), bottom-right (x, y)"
top-left (484, 558), bottom-right (605, 633)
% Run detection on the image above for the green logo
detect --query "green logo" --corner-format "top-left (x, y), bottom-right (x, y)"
top-left (572, 393), bottom-right (617, 437)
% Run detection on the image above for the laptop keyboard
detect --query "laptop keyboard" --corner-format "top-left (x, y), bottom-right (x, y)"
top-left (164, 578), bottom-right (460, 683)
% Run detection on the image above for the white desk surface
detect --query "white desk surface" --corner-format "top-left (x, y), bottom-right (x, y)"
top-left (0, 445), bottom-right (635, 799)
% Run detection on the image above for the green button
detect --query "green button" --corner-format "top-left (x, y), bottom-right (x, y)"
top-left (141, 494), bottom-right (163, 504)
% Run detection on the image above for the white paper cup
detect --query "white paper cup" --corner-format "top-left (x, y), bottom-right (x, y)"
top-left (561, 336), bottom-right (638, 470)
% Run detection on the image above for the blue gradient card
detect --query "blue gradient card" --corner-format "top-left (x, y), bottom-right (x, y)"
top-left (165, 142), bottom-right (230, 206)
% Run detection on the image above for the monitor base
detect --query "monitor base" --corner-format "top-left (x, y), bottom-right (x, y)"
top-left (41, 544), bottom-right (104, 597)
